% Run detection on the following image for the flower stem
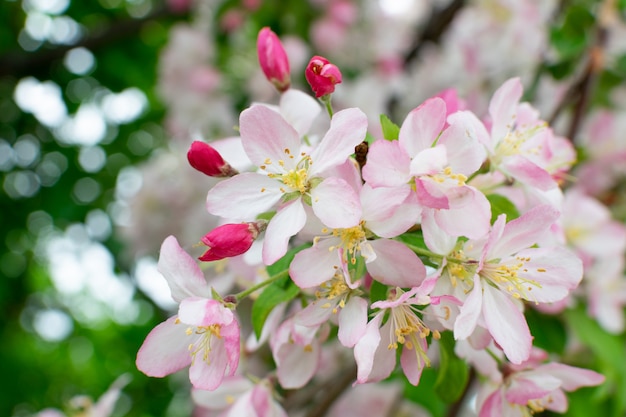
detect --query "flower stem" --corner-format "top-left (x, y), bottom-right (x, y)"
top-left (403, 243), bottom-right (463, 264)
top-left (232, 269), bottom-right (290, 301)
top-left (321, 95), bottom-right (334, 118)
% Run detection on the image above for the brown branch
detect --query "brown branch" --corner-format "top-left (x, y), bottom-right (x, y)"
top-left (0, 4), bottom-right (172, 78)
top-left (547, 1), bottom-right (613, 141)
top-left (403, 0), bottom-right (467, 67)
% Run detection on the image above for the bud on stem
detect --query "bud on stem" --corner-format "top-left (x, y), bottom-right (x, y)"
top-left (305, 55), bottom-right (342, 98)
top-left (257, 27), bottom-right (291, 93)
top-left (187, 141), bottom-right (238, 178)
top-left (199, 221), bottom-right (267, 262)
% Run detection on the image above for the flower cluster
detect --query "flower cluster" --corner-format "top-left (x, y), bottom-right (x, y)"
top-left (136, 26), bottom-right (606, 416)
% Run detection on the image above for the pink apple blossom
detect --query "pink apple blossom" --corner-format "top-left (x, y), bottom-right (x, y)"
top-left (476, 349), bottom-right (605, 417)
top-left (423, 205), bottom-right (583, 364)
top-left (363, 97), bottom-right (490, 238)
top-left (192, 377), bottom-right (287, 417)
top-left (354, 276), bottom-right (439, 385)
top-left (136, 236), bottom-right (240, 390)
top-left (482, 78), bottom-right (576, 190)
top-left (206, 104), bottom-right (367, 264)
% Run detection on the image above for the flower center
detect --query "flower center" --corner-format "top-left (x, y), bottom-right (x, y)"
top-left (479, 256), bottom-right (542, 301)
top-left (387, 302), bottom-right (438, 368)
top-left (430, 166), bottom-right (467, 186)
top-left (325, 222), bottom-right (368, 265)
top-left (281, 168), bottom-right (308, 193)
top-left (494, 124), bottom-right (546, 161)
top-left (316, 273), bottom-right (351, 313)
top-left (184, 323), bottom-right (222, 364)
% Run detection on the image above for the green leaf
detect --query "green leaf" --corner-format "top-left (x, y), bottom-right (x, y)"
top-left (266, 242), bottom-right (310, 277)
top-left (486, 193), bottom-right (520, 224)
top-left (434, 332), bottom-right (469, 403)
top-left (404, 367), bottom-right (447, 417)
top-left (251, 243), bottom-right (310, 338)
top-left (251, 279), bottom-right (299, 339)
top-left (380, 114), bottom-right (400, 141)
top-left (369, 279), bottom-right (388, 304)
top-left (565, 306), bottom-right (626, 417)
top-left (525, 308), bottom-right (567, 355)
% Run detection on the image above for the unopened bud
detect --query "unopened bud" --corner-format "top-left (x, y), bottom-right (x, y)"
top-left (257, 27), bottom-right (291, 93)
top-left (305, 55), bottom-right (342, 98)
top-left (187, 141), bottom-right (238, 177)
top-left (199, 221), bottom-right (267, 262)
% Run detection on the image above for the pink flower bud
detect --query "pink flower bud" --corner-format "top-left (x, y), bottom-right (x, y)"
top-left (305, 55), bottom-right (342, 98)
top-left (199, 221), bottom-right (266, 262)
top-left (257, 27), bottom-right (291, 92)
top-left (187, 141), bottom-right (238, 177)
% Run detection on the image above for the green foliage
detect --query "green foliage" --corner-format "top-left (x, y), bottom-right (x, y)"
top-left (380, 114), bottom-right (400, 141)
top-left (369, 279), bottom-right (388, 304)
top-left (404, 367), bottom-right (447, 417)
top-left (251, 244), bottom-right (309, 338)
top-left (525, 308), bottom-right (567, 355)
top-left (486, 193), bottom-right (520, 224)
top-left (434, 332), bottom-right (470, 404)
top-left (565, 306), bottom-right (626, 417)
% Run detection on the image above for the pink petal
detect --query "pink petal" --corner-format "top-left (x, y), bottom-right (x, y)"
top-left (338, 296), bottom-right (368, 347)
top-left (279, 89), bottom-right (321, 137)
top-left (432, 189), bottom-right (491, 239)
top-left (505, 375), bottom-right (560, 404)
top-left (354, 313), bottom-right (383, 383)
top-left (440, 111), bottom-right (488, 174)
top-left (479, 388), bottom-right (504, 417)
top-left (400, 336), bottom-right (428, 385)
top-left (262, 198), bottom-right (307, 265)
top-left (360, 182), bottom-right (410, 223)
top-left (489, 78), bottom-right (522, 147)
top-left (191, 377), bottom-right (254, 410)
top-left (158, 236), bottom-right (210, 302)
top-left (482, 284), bottom-right (531, 364)
top-left (489, 204), bottom-right (560, 259)
top-left (239, 105), bottom-right (300, 170)
top-left (410, 145), bottom-right (448, 177)
top-left (365, 188), bottom-right (421, 238)
top-left (454, 276), bottom-right (483, 340)
top-left (422, 209), bottom-right (457, 254)
top-left (290, 239), bottom-right (341, 288)
top-left (514, 247), bottom-right (582, 303)
top-left (311, 177), bottom-right (362, 228)
top-left (136, 316), bottom-right (191, 377)
top-left (206, 173), bottom-right (283, 220)
top-left (362, 139), bottom-right (412, 187)
top-left (366, 239), bottom-right (426, 287)
top-left (189, 339), bottom-right (229, 390)
top-left (536, 363), bottom-right (605, 391)
top-left (276, 341), bottom-right (320, 389)
top-left (502, 155), bottom-right (557, 191)
top-left (178, 297), bottom-right (234, 327)
top-left (294, 298), bottom-right (335, 327)
top-left (399, 97), bottom-right (446, 157)
top-left (309, 108), bottom-right (368, 176)
top-left (415, 178), bottom-right (449, 209)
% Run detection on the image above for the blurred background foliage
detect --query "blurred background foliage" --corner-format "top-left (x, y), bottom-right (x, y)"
top-left (2, 0), bottom-right (626, 416)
